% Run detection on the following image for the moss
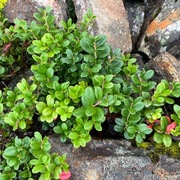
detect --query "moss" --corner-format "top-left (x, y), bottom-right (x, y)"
top-left (147, 152), bottom-right (160, 164)
top-left (137, 142), bottom-right (153, 150)
top-left (138, 142), bottom-right (180, 164)
top-left (154, 142), bottom-right (180, 159)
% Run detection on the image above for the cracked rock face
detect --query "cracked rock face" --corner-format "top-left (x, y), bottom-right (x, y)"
top-left (49, 135), bottom-right (180, 180)
top-left (147, 52), bottom-right (180, 82)
top-left (138, 0), bottom-right (180, 59)
top-left (72, 0), bottom-right (132, 53)
top-left (3, 0), bottom-right (68, 24)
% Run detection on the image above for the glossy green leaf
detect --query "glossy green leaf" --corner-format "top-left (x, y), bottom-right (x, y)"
top-left (135, 133), bottom-right (143, 143)
top-left (0, 65), bottom-right (5, 75)
top-left (42, 107), bottom-right (53, 116)
top-left (133, 102), bottom-right (144, 112)
top-left (128, 114), bottom-right (141, 123)
top-left (136, 124), bottom-right (152, 134)
top-left (32, 164), bottom-right (45, 173)
top-left (94, 123), bottom-right (102, 131)
top-left (85, 106), bottom-right (96, 116)
top-left (153, 132), bottom-right (163, 144)
top-left (81, 87), bottom-right (95, 107)
top-left (143, 70), bottom-right (154, 80)
top-left (165, 97), bottom-right (174, 104)
top-left (80, 37), bottom-right (94, 54)
top-left (73, 107), bottom-right (86, 118)
top-left (36, 102), bottom-right (47, 113)
top-left (94, 87), bottom-right (103, 100)
top-left (84, 121), bottom-right (93, 130)
top-left (127, 126), bottom-right (136, 134)
top-left (131, 74), bottom-right (140, 84)
top-left (93, 107), bottom-right (105, 122)
top-left (160, 116), bottom-right (169, 132)
top-left (163, 134), bottom-right (172, 147)
top-left (174, 104), bottom-right (180, 118)
top-left (34, 131), bottom-right (42, 142)
top-left (19, 120), bottom-right (26, 129)
top-left (3, 146), bottom-right (17, 157)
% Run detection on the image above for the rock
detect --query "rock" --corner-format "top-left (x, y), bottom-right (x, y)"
top-left (138, 0), bottom-right (180, 59)
top-left (72, 0), bottom-right (132, 53)
top-left (3, 0), bottom-right (68, 24)
top-left (124, 0), bottom-right (145, 49)
top-left (49, 135), bottom-right (180, 180)
top-left (147, 52), bottom-right (180, 82)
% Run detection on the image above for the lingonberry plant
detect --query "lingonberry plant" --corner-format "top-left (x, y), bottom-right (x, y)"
top-left (0, 6), bottom-right (180, 179)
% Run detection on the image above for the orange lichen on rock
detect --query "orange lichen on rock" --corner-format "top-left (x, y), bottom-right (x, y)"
top-left (146, 8), bottom-right (180, 36)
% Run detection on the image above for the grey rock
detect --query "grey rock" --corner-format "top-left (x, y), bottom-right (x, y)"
top-left (49, 135), bottom-right (180, 180)
top-left (72, 0), bottom-right (132, 53)
top-left (138, 0), bottom-right (180, 59)
top-left (4, 0), bottom-right (68, 24)
top-left (124, 0), bottom-right (145, 49)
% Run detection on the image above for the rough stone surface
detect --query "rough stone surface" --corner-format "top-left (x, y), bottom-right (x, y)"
top-left (124, 0), bottom-right (145, 49)
top-left (4, 0), bottom-right (68, 24)
top-left (138, 0), bottom-right (180, 59)
top-left (147, 52), bottom-right (180, 82)
top-left (73, 0), bottom-right (132, 53)
top-left (49, 135), bottom-right (180, 180)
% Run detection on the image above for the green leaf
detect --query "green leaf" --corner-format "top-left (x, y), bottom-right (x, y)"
top-left (85, 106), bottom-right (96, 116)
top-left (34, 131), bottom-right (42, 142)
top-left (80, 37), bottom-right (94, 54)
top-left (84, 121), bottom-right (93, 130)
top-left (165, 97), bottom-right (174, 104)
top-left (79, 138), bottom-right (86, 147)
top-left (46, 68), bottom-right (54, 78)
top-left (131, 74), bottom-right (140, 85)
top-left (73, 107), bottom-right (86, 118)
top-left (104, 82), bottom-right (114, 89)
top-left (96, 35), bottom-right (107, 47)
top-left (127, 126), bottom-right (136, 134)
top-left (81, 87), bottom-right (95, 107)
top-left (153, 132), bottom-right (163, 144)
top-left (36, 102), bottom-right (47, 113)
top-left (136, 124), bottom-right (152, 134)
top-left (163, 134), bottom-right (172, 147)
top-left (94, 123), bottom-right (102, 131)
top-left (42, 107), bottom-right (53, 117)
top-left (94, 87), bottom-right (103, 100)
top-left (17, 79), bottom-right (28, 92)
top-left (143, 70), bottom-right (154, 80)
top-left (92, 75), bottom-right (104, 86)
top-left (93, 107), bottom-right (105, 122)
top-left (91, 64), bottom-right (102, 73)
top-left (34, 12), bottom-right (43, 21)
top-left (62, 40), bottom-right (70, 47)
top-left (174, 104), bottom-right (180, 118)
top-left (114, 124), bottom-right (124, 133)
top-left (133, 102), bottom-right (144, 112)
top-left (32, 164), bottom-right (45, 173)
top-left (0, 65), bottom-right (5, 75)
top-left (160, 116), bottom-right (169, 132)
top-left (3, 146), bottom-right (17, 157)
top-left (97, 45), bottom-right (110, 58)
top-left (135, 133), bottom-right (143, 143)
top-left (128, 114), bottom-right (141, 123)
top-left (46, 95), bottom-right (55, 107)
top-left (19, 120), bottom-right (26, 129)
top-left (61, 123), bottom-right (68, 131)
